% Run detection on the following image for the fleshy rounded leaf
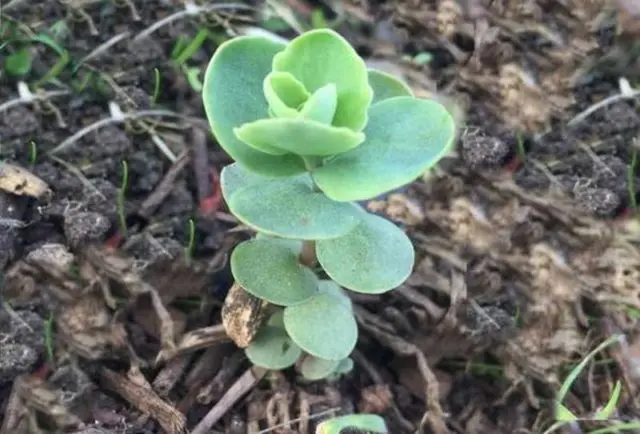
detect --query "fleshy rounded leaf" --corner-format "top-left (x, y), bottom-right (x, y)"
top-left (256, 233), bottom-right (303, 255)
top-left (202, 36), bottom-right (306, 176)
top-left (299, 354), bottom-right (340, 380)
top-left (334, 357), bottom-right (354, 375)
top-left (227, 174), bottom-right (362, 240)
top-left (272, 29), bottom-right (373, 131)
top-left (316, 213), bottom-right (414, 294)
top-left (231, 239), bottom-right (319, 306)
top-left (313, 96), bottom-right (455, 201)
top-left (284, 291), bottom-right (357, 360)
top-left (245, 326), bottom-right (302, 370)
top-left (235, 118), bottom-right (364, 157)
top-left (367, 69), bottom-right (413, 105)
top-left (299, 83), bottom-right (338, 124)
top-left (220, 162), bottom-right (274, 200)
top-left (264, 71), bottom-right (310, 118)
top-left (318, 280), bottom-right (352, 310)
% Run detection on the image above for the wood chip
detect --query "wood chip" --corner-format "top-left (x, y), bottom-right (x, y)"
top-left (0, 162), bottom-right (52, 200)
top-left (221, 282), bottom-right (269, 348)
top-left (99, 366), bottom-right (186, 434)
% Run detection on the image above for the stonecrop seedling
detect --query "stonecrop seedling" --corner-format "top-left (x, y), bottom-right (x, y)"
top-left (202, 28), bottom-right (456, 380)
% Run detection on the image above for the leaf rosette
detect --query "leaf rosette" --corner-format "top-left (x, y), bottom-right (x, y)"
top-left (203, 28), bottom-right (456, 202)
top-left (203, 28), bottom-right (459, 380)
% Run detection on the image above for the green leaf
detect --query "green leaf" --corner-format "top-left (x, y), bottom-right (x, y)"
top-left (184, 66), bottom-right (203, 92)
top-left (367, 69), bottom-right (413, 105)
top-left (299, 354), bottom-right (340, 380)
top-left (235, 117), bottom-right (364, 157)
top-left (227, 174), bottom-right (362, 240)
top-left (255, 233), bottom-right (303, 255)
top-left (318, 280), bottom-right (352, 310)
top-left (316, 414), bottom-right (388, 434)
top-left (272, 29), bottom-right (373, 131)
top-left (313, 96), bottom-right (455, 201)
top-left (299, 83), bottom-right (338, 124)
top-left (316, 213), bottom-right (414, 294)
top-left (245, 326), bottom-right (302, 370)
top-left (29, 33), bottom-right (66, 56)
top-left (595, 380), bottom-right (622, 420)
top-left (231, 239), bottom-right (319, 306)
top-left (334, 357), bottom-right (354, 374)
top-left (324, 357), bottom-right (354, 381)
top-left (220, 162), bottom-right (272, 200)
top-left (264, 71), bottom-right (310, 118)
top-left (5, 47), bottom-right (32, 76)
top-left (284, 291), bottom-right (357, 360)
top-left (555, 404), bottom-right (577, 422)
top-left (202, 35), bottom-right (306, 177)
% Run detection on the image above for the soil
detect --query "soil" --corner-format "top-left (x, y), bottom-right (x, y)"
top-left (0, 0), bottom-right (639, 433)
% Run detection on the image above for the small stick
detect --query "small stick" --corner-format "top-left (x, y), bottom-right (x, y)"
top-left (133, 3), bottom-right (255, 42)
top-left (197, 350), bottom-right (246, 404)
top-left (178, 346), bottom-right (232, 413)
top-left (99, 366), bottom-right (186, 434)
top-left (157, 324), bottom-right (230, 362)
top-left (48, 110), bottom-right (204, 155)
top-left (152, 353), bottom-right (193, 397)
top-left (190, 126), bottom-right (222, 216)
top-left (191, 127), bottom-right (213, 205)
top-left (191, 367), bottom-right (267, 434)
top-left (0, 376), bottom-right (28, 433)
top-left (137, 150), bottom-right (190, 220)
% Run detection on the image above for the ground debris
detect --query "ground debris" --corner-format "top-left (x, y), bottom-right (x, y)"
top-left (348, 0), bottom-right (623, 133)
top-left (99, 366), bottom-right (186, 434)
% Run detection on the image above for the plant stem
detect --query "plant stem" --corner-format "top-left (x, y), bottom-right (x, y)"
top-left (300, 241), bottom-right (317, 267)
top-left (302, 156), bottom-right (322, 171)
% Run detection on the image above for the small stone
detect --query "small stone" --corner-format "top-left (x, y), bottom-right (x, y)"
top-left (1, 107), bottom-right (39, 139)
top-left (575, 187), bottom-right (621, 218)
top-left (25, 243), bottom-right (75, 269)
top-left (0, 309), bottom-right (45, 385)
top-left (117, 86), bottom-right (152, 111)
top-left (64, 211), bottom-right (111, 247)
top-left (0, 343), bottom-right (38, 384)
top-left (460, 131), bottom-right (510, 170)
top-left (1, 310), bottom-right (46, 348)
top-left (93, 126), bottom-right (131, 157)
top-left (127, 38), bottom-right (164, 64)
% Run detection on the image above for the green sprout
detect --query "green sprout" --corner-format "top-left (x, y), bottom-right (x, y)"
top-left (543, 334), bottom-right (627, 434)
top-left (152, 67), bottom-right (161, 104)
top-left (184, 217), bottom-right (196, 263)
top-left (201, 29), bottom-right (455, 380)
top-left (28, 140), bottom-right (38, 167)
top-left (171, 29), bottom-right (210, 92)
top-left (315, 414), bottom-right (387, 434)
top-left (4, 46), bottom-right (32, 77)
top-left (1, 24), bottom-right (70, 83)
top-left (44, 311), bottom-right (55, 365)
top-left (515, 131), bottom-right (527, 164)
top-left (117, 160), bottom-right (129, 238)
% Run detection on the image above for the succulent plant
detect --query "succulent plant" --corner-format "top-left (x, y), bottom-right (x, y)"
top-left (202, 28), bottom-right (456, 380)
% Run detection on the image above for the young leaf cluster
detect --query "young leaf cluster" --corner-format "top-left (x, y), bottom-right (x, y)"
top-left (202, 29), bottom-right (456, 379)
